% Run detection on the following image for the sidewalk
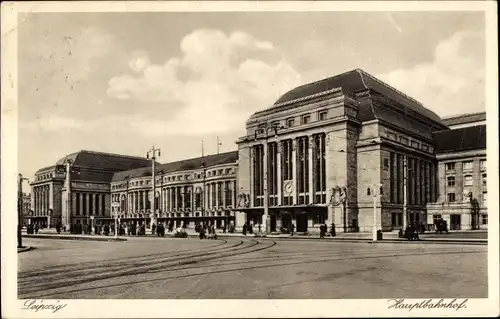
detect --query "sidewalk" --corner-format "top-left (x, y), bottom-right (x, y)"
top-left (23, 228), bottom-right (486, 244)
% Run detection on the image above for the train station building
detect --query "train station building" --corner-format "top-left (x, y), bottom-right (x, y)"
top-left (236, 69), bottom-right (449, 234)
top-left (29, 69), bottom-right (488, 234)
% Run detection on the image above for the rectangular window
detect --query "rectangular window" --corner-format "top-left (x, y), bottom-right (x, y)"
top-left (447, 193), bottom-right (456, 202)
top-left (445, 162), bottom-right (455, 171)
top-left (482, 192), bottom-right (487, 207)
top-left (463, 161), bottom-right (473, 170)
top-left (318, 111), bottom-right (327, 121)
top-left (314, 213), bottom-right (326, 225)
top-left (480, 159), bottom-right (487, 169)
top-left (447, 176), bottom-right (455, 187)
top-left (482, 214), bottom-right (488, 225)
top-left (313, 134), bottom-right (326, 204)
top-left (464, 175), bottom-right (473, 187)
top-left (433, 214), bottom-right (442, 225)
top-left (482, 173), bottom-right (487, 186)
top-left (301, 114), bottom-right (311, 125)
top-left (286, 118), bottom-right (295, 128)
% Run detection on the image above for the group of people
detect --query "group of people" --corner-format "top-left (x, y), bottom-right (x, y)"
top-left (196, 222), bottom-right (217, 240)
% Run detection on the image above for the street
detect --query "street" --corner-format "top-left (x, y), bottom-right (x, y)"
top-left (18, 237), bottom-right (487, 299)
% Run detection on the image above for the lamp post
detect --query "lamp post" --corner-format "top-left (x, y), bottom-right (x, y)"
top-left (254, 123), bottom-right (284, 235)
top-left (367, 183), bottom-right (383, 242)
top-left (146, 146), bottom-right (161, 234)
top-left (18, 174), bottom-right (29, 248)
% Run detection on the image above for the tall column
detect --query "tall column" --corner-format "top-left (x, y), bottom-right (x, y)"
top-left (191, 186), bottom-right (195, 211)
top-left (40, 187), bottom-right (45, 215)
top-left (92, 193), bottom-right (97, 216)
top-left (232, 180), bottom-right (236, 207)
top-left (308, 136), bottom-right (314, 204)
top-left (277, 142), bottom-right (282, 206)
top-left (85, 193), bottom-right (90, 216)
top-left (78, 193), bottom-right (83, 216)
top-left (249, 147), bottom-right (254, 207)
top-left (292, 139), bottom-right (297, 205)
top-left (215, 182), bottom-right (220, 207)
top-left (181, 187), bottom-right (185, 210)
top-left (49, 184), bottom-right (53, 211)
top-left (143, 191), bottom-right (147, 211)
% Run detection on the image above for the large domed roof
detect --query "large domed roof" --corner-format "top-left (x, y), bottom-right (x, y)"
top-left (272, 69), bottom-right (444, 125)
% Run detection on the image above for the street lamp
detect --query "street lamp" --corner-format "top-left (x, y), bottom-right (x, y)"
top-left (18, 174), bottom-right (30, 248)
top-left (146, 146), bottom-right (161, 234)
top-left (367, 183), bottom-right (383, 242)
top-left (254, 123), bottom-right (285, 235)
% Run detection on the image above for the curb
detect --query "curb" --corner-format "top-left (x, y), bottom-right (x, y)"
top-left (22, 235), bottom-right (127, 242)
top-left (159, 233), bottom-right (487, 245)
top-left (17, 246), bottom-right (35, 253)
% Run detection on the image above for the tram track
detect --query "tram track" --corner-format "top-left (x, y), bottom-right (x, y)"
top-left (18, 239), bottom-right (276, 297)
top-left (19, 239), bottom-right (230, 277)
top-left (25, 245), bottom-right (483, 299)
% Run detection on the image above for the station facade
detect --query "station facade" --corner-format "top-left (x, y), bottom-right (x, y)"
top-left (109, 151), bottom-right (238, 230)
top-left (29, 70), bottom-right (488, 233)
top-left (235, 69), bottom-right (448, 234)
top-left (29, 151), bottom-right (152, 229)
top-left (426, 113), bottom-right (487, 230)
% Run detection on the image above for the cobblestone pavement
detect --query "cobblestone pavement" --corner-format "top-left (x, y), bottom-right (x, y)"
top-left (18, 237), bottom-right (487, 299)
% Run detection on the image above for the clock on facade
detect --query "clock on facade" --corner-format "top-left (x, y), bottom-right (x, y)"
top-left (283, 180), bottom-right (293, 196)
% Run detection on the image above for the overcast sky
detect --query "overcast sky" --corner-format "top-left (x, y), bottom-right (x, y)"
top-left (18, 11), bottom-right (486, 180)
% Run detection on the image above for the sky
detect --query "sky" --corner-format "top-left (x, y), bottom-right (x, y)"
top-left (18, 11), bottom-right (486, 180)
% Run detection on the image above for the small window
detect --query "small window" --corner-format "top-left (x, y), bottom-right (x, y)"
top-left (464, 175), bottom-right (473, 187)
top-left (447, 176), bottom-right (455, 187)
top-left (447, 193), bottom-right (456, 202)
top-left (318, 111), bottom-right (327, 121)
top-left (482, 214), bottom-right (488, 225)
top-left (271, 121), bottom-right (280, 128)
top-left (383, 158), bottom-right (389, 170)
top-left (445, 163), bottom-right (455, 171)
top-left (480, 159), bottom-right (486, 169)
top-left (482, 173), bottom-right (487, 186)
top-left (301, 114), bottom-right (311, 125)
top-left (314, 214), bottom-right (326, 225)
top-left (463, 161), bottom-right (473, 170)
top-left (286, 118), bottom-right (295, 128)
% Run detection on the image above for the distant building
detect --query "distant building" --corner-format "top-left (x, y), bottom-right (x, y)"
top-left (29, 151), bottom-right (152, 229)
top-left (110, 151), bottom-right (238, 229)
top-left (427, 112), bottom-right (487, 230)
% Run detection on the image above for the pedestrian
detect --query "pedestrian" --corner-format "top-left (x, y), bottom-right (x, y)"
top-left (34, 224), bottom-right (39, 235)
top-left (319, 224), bottom-right (325, 239)
top-left (56, 223), bottom-right (61, 234)
top-left (152, 223), bottom-right (156, 235)
top-left (330, 223), bottom-right (336, 237)
top-left (291, 223), bottom-right (295, 236)
top-left (242, 223), bottom-right (247, 235)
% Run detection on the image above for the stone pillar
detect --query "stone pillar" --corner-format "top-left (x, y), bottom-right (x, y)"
top-left (277, 142), bottom-right (282, 206)
top-left (86, 193), bottom-right (90, 216)
top-left (49, 184), bottom-right (53, 212)
top-left (78, 193), bottom-right (83, 216)
top-left (215, 182), bottom-right (220, 208)
top-left (232, 180), bottom-right (236, 207)
top-left (292, 139), bottom-right (297, 205)
top-left (416, 159), bottom-right (421, 205)
top-left (249, 147), bottom-right (254, 207)
top-left (71, 192), bottom-right (77, 217)
top-left (92, 193), bottom-right (97, 216)
top-left (308, 136), bottom-right (314, 204)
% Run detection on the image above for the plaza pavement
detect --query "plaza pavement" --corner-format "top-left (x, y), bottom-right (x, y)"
top-left (18, 236), bottom-right (487, 299)
top-left (23, 228), bottom-right (488, 244)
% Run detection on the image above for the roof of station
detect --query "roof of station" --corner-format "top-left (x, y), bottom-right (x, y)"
top-left (442, 111), bottom-right (486, 127)
top-left (40, 150), bottom-right (152, 172)
top-left (433, 125), bottom-right (486, 153)
top-left (251, 69), bottom-right (445, 127)
top-left (111, 150), bottom-right (238, 182)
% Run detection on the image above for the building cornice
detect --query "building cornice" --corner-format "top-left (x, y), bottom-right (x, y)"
top-left (436, 149), bottom-right (486, 160)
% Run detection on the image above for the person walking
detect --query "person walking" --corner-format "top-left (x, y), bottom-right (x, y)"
top-left (291, 223), bottom-right (295, 236)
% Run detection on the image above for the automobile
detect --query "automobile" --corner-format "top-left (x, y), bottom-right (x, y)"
top-left (174, 227), bottom-right (188, 238)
